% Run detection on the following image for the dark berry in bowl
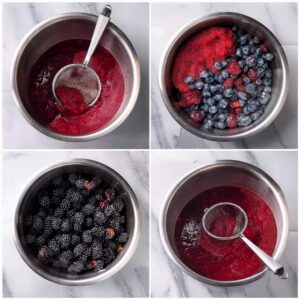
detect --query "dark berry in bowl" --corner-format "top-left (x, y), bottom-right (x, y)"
top-left (14, 159), bottom-right (141, 285)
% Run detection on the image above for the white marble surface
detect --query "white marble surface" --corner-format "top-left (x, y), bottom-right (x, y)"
top-left (3, 2), bottom-right (149, 149)
top-left (2, 151), bottom-right (149, 297)
top-left (151, 151), bottom-right (298, 297)
top-left (151, 3), bottom-right (298, 149)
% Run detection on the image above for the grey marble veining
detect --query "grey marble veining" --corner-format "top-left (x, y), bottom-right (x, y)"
top-left (151, 151), bottom-right (298, 297)
top-left (3, 151), bottom-right (149, 297)
top-left (3, 2), bottom-right (149, 149)
top-left (151, 3), bottom-right (298, 149)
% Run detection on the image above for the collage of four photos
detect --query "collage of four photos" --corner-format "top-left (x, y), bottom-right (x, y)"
top-left (2, 1), bottom-right (298, 298)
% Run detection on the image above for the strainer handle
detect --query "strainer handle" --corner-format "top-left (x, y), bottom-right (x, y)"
top-left (240, 234), bottom-right (288, 279)
top-left (83, 5), bottom-right (112, 66)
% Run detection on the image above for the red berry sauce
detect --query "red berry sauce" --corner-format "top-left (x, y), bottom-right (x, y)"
top-left (28, 39), bottom-right (124, 135)
top-left (174, 186), bottom-right (277, 281)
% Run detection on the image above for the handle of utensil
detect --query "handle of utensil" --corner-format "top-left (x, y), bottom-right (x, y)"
top-left (240, 234), bottom-right (288, 279)
top-left (83, 5), bottom-right (112, 66)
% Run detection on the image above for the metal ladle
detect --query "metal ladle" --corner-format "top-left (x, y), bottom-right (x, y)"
top-left (52, 5), bottom-right (112, 108)
top-left (202, 202), bottom-right (288, 279)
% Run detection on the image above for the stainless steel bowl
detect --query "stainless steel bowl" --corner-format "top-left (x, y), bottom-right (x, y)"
top-left (14, 159), bottom-right (141, 285)
top-left (159, 12), bottom-right (289, 141)
top-left (11, 13), bottom-right (140, 141)
top-left (160, 160), bottom-right (289, 286)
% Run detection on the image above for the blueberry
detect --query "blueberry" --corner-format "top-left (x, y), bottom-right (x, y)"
top-left (238, 60), bottom-right (245, 68)
top-left (247, 102), bottom-right (257, 113)
top-left (240, 34), bottom-right (250, 45)
top-left (218, 113), bottom-right (227, 122)
top-left (184, 76), bottom-right (194, 84)
top-left (255, 48), bottom-right (262, 57)
top-left (222, 61), bottom-right (228, 68)
top-left (214, 94), bottom-right (223, 101)
top-left (257, 58), bottom-right (264, 67)
top-left (221, 70), bottom-right (229, 79)
top-left (264, 86), bottom-right (272, 93)
top-left (209, 106), bottom-right (218, 114)
top-left (253, 36), bottom-right (260, 44)
top-left (205, 77), bottom-right (214, 84)
top-left (243, 66), bottom-right (249, 72)
top-left (255, 78), bottom-right (263, 86)
top-left (263, 78), bottom-right (272, 86)
top-left (230, 74), bottom-right (238, 80)
top-left (203, 91), bottom-right (212, 97)
top-left (203, 83), bottom-right (210, 92)
top-left (207, 98), bottom-right (215, 106)
top-left (243, 77), bottom-right (251, 85)
top-left (202, 122), bottom-right (212, 131)
top-left (210, 85), bottom-right (219, 94)
top-left (239, 100), bottom-right (246, 107)
top-left (250, 46), bottom-right (257, 54)
top-left (215, 121), bottom-right (226, 129)
top-left (219, 99), bottom-right (228, 108)
top-left (242, 45), bottom-right (250, 56)
top-left (264, 53), bottom-right (274, 61)
top-left (218, 85), bottom-right (224, 93)
top-left (199, 70), bottom-right (210, 79)
top-left (265, 69), bottom-right (272, 78)
top-left (215, 61), bottom-right (223, 70)
top-left (235, 48), bottom-right (243, 57)
top-left (201, 104), bottom-right (209, 112)
top-left (260, 92), bottom-right (271, 104)
top-left (257, 68), bottom-right (265, 78)
top-left (251, 110), bottom-right (263, 121)
top-left (240, 116), bottom-right (252, 126)
top-left (236, 113), bottom-right (245, 123)
top-left (246, 83), bottom-right (256, 94)
top-left (243, 106), bottom-right (250, 115)
top-left (245, 55), bottom-right (257, 67)
top-left (237, 91), bottom-right (247, 101)
top-left (188, 83), bottom-right (195, 89)
top-left (216, 75), bottom-right (224, 83)
top-left (262, 63), bottom-right (269, 70)
top-left (195, 80), bottom-right (204, 90)
top-left (223, 89), bottom-right (233, 98)
top-left (232, 24), bottom-right (238, 32)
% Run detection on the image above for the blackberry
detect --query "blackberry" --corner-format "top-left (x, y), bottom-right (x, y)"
top-left (73, 243), bottom-right (87, 258)
top-left (73, 223), bottom-right (82, 233)
top-left (103, 240), bottom-right (117, 250)
top-left (92, 176), bottom-right (102, 187)
top-left (95, 189), bottom-right (104, 201)
top-left (68, 261), bottom-right (84, 274)
top-left (81, 204), bottom-right (95, 216)
top-left (32, 217), bottom-right (44, 232)
top-left (87, 196), bottom-right (97, 205)
top-left (102, 248), bottom-right (115, 264)
top-left (108, 218), bottom-right (120, 231)
top-left (43, 216), bottom-right (53, 236)
top-left (35, 235), bottom-right (46, 247)
top-left (104, 205), bottom-right (115, 217)
top-left (25, 233), bottom-right (36, 244)
top-left (86, 259), bottom-right (97, 270)
top-left (67, 188), bottom-right (84, 203)
top-left (85, 218), bottom-right (94, 229)
top-left (117, 232), bottom-right (129, 244)
top-left (79, 253), bottom-right (89, 263)
top-left (57, 234), bottom-right (71, 249)
top-left (73, 212), bottom-right (84, 225)
top-left (60, 198), bottom-right (71, 211)
top-left (37, 209), bottom-right (47, 219)
top-left (52, 176), bottom-right (65, 187)
top-left (51, 217), bottom-right (62, 231)
top-left (82, 230), bottom-right (93, 244)
top-left (25, 215), bottom-right (33, 226)
top-left (113, 199), bottom-right (125, 213)
top-left (48, 239), bottom-right (60, 255)
top-left (66, 209), bottom-right (76, 219)
top-left (59, 250), bottom-right (73, 267)
top-left (105, 188), bottom-right (116, 200)
top-left (54, 208), bottom-right (64, 218)
top-left (91, 241), bottom-right (103, 259)
top-left (39, 196), bottom-right (50, 209)
top-left (71, 234), bottom-right (81, 246)
top-left (68, 173), bottom-right (78, 185)
top-left (75, 178), bottom-right (86, 189)
top-left (91, 226), bottom-right (106, 238)
top-left (51, 196), bottom-right (61, 207)
top-left (61, 219), bottom-right (71, 232)
top-left (94, 260), bottom-right (104, 271)
top-left (52, 259), bottom-right (61, 269)
top-left (94, 211), bottom-right (105, 225)
top-left (73, 202), bottom-right (82, 210)
top-left (53, 187), bottom-right (65, 198)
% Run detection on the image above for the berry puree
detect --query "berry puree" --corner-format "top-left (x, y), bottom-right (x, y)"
top-left (28, 39), bottom-right (124, 135)
top-left (175, 186), bottom-right (277, 281)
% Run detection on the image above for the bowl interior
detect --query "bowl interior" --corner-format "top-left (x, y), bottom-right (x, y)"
top-left (162, 14), bottom-right (287, 139)
top-left (15, 162), bottom-right (136, 282)
top-left (164, 163), bottom-right (287, 283)
top-left (15, 15), bottom-right (135, 136)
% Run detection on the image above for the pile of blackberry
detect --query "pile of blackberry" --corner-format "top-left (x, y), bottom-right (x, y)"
top-left (184, 25), bottom-right (274, 130)
top-left (24, 173), bottom-right (128, 275)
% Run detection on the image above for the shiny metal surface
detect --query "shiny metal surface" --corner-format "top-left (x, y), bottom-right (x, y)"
top-left (159, 12), bottom-right (289, 141)
top-left (14, 159), bottom-right (141, 285)
top-left (160, 160), bottom-right (289, 286)
top-left (11, 13), bottom-right (141, 141)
